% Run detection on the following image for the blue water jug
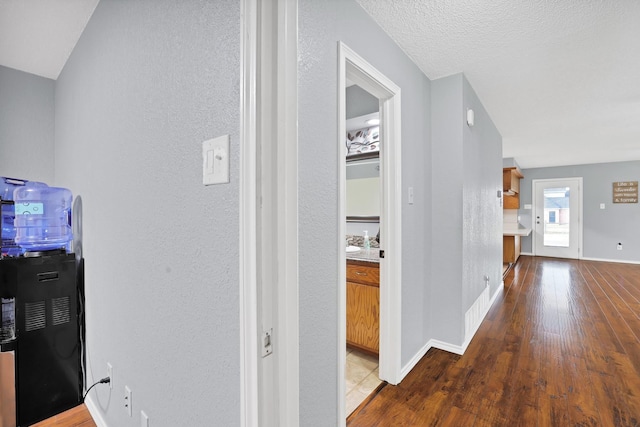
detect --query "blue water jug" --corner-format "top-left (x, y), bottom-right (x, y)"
top-left (1, 177), bottom-right (28, 256)
top-left (13, 182), bottom-right (73, 252)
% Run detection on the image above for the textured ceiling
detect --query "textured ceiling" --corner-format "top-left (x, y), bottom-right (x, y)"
top-left (1, 1), bottom-right (638, 168)
top-left (355, 0), bottom-right (640, 168)
top-left (0, 0), bottom-right (99, 80)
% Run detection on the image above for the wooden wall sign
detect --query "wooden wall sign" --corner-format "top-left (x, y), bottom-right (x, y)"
top-left (613, 181), bottom-right (638, 203)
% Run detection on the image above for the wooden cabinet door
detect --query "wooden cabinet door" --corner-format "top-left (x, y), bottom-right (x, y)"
top-left (503, 235), bottom-right (521, 263)
top-left (346, 281), bottom-right (380, 353)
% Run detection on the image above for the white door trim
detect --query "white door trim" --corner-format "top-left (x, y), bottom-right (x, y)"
top-left (531, 177), bottom-right (583, 259)
top-left (239, 0), bottom-right (259, 424)
top-left (338, 42), bottom-right (403, 423)
top-left (240, 0), bottom-right (299, 426)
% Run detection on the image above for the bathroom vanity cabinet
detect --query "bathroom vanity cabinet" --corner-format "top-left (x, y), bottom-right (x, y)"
top-left (346, 259), bottom-right (379, 354)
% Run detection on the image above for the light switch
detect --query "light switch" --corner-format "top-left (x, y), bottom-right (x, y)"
top-left (203, 135), bottom-right (230, 185)
top-left (524, 204), bottom-right (532, 210)
top-left (408, 187), bottom-right (414, 204)
top-left (600, 203), bottom-right (605, 209)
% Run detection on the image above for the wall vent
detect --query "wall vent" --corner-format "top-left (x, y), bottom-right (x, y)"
top-left (51, 296), bottom-right (70, 326)
top-left (25, 301), bottom-right (46, 332)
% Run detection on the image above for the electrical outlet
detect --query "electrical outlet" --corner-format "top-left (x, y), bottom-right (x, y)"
top-left (107, 363), bottom-right (113, 389)
top-left (125, 386), bottom-right (132, 417)
top-left (141, 410), bottom-right (149, 427)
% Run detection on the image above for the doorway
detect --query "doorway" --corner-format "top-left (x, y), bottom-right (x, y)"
top-left (338, 42), bottom-right (402, 421)
top-left (532, 178), bottom-right (583, 259)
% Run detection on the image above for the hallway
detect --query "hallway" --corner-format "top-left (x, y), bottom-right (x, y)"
top-left (349, 256), bottom-right (640, 425)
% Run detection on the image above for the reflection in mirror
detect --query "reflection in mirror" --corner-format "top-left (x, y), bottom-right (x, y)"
top-left (345, 85), bottom-right (380, 236)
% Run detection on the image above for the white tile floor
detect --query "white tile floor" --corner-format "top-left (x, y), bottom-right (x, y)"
top-left (345, 347), bottom-right (382, 416)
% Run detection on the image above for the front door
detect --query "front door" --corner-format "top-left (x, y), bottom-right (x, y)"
top-left (533, 178), bottom-right (582, 259)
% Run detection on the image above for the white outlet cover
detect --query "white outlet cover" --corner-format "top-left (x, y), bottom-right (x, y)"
top-left (125, 386), bottom-right (132, 417)
top-left (107, 363), bottom-right (113, 389)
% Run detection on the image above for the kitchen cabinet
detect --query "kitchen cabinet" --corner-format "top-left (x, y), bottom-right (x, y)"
top-left (503, 167), bottom-right (523, 209)
top-left (346, 260), bottom-right (379, 354)
top-left (503, 235), bottom-right (521, 263)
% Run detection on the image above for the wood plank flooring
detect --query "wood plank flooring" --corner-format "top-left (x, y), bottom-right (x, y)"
top-left (31, 404), bottom-right (95, 427)
top-left (349, 256), bottom-right (640, 426)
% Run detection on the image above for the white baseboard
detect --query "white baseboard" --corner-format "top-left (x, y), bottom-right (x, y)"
top-left (580, 256), bottom-right (640, 265)
top-left (399, 339), bottom-right (464, 380)
top-left (84, 396), bottom-right (109, 427)
top-left (521, 252), bottom-right (638, 265)
top-left (400, 340), bottom-right (433, 379)
top-left (430, 339), bottom-right (464, 355)
top-left (399, 338), bottom-right (464, 380)
top-left (399, 284), bottom-right (504, 381)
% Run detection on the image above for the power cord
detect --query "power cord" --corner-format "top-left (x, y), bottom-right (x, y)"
top-left (83, 377), bottom-right (110, 401)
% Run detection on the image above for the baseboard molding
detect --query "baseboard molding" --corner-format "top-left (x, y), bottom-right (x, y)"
top-left (400, 340), bottom-right (433, 379)
top-left (399, 285), bottom-right (504, 382)
top-left (85, 396), bottom-right (109, 427)
top-left (580, 256), bottom-right (640, 265)
top-left (522, 252), bottom-right (638, 265)
top-left (430, 339), bottom-right (464, 355)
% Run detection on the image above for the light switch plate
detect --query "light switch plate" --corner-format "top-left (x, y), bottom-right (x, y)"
top-left (203, 135), bottom-right (230, 185)
top-left (408, 187), bottom-right (414, 204)
top-left (600, 203), bottom-right (605, 209)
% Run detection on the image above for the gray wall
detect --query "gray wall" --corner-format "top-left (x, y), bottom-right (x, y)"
top-left (430, 74), bottom-right (502, 345)
top-left (54, 1), bottom-right (241, 425)
top-left (0, 65), bottom-right (55, 183)
top-left (1, 0), bottom-right (506, 424)
top-left (519, 160), bottom-right (640, 262)
top-left (461, 77), bottom-right (503, 311)
top-left (430, 75), bottom-right (464, 344)
top-left (346, 85), bottom-right (378, 119)
top-left (299, 0), bottom-right (431, 422)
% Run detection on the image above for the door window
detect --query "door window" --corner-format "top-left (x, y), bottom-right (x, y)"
top-left (543, 187), bottom-right (569, 248)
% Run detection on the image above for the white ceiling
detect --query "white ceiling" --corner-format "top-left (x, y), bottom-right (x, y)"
top-left (355, 0), bottom-right (640, 168)
top-left (1, 1), bottom-right (639, 168)
top-left (0, 0), bottom-right (99, 80)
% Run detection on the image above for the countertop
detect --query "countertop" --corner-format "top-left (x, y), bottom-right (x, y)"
top-left (503, 226), bottom-right (532, 237)
top-left (346, 248), bottom-right (380, 263)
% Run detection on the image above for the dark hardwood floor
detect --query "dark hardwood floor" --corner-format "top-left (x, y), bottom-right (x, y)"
top-left (31, 256), bottom-right (640, 426)
top-left (349, 256), bottom-right (640, 426)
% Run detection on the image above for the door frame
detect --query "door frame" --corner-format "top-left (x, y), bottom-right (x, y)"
top-left (531, 177), bottom-right (583, 259)
top-left (240, 0), bottom-right (299, 426)
top-left (338, 42), bottom-right (403, 421)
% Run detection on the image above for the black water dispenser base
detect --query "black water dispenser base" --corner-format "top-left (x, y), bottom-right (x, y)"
top-left (0, 251), bottom-right (82, 426)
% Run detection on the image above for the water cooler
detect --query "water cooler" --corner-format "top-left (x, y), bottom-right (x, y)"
top-left (0, 178), bottom-right (84, 426)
